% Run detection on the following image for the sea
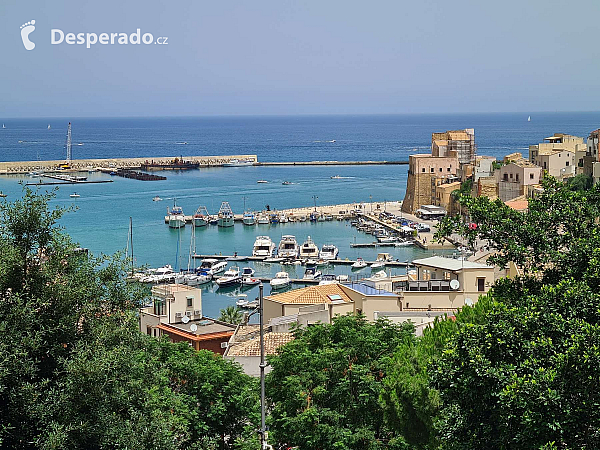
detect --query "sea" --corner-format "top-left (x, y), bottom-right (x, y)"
top-left (0, 112), bottom-right (599, 317)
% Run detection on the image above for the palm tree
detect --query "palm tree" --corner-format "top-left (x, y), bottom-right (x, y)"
top-left (218, 306), bottom-right (244, 324)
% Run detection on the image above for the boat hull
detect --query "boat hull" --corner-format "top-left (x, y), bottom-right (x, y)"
top-left (218, 217), bottom-right (235, 227)
top-left (193, 216), bottom-right (208, 227)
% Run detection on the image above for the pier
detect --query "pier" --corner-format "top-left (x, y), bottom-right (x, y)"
top-left (255, 160), bottom-right (408, 166)
top-left (190, 254), bottom-right (411, 268)
top-left (0, 155), bottom-right (258, 175)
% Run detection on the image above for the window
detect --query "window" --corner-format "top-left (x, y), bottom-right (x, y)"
top-left (509, 173), bottom-right (513, 179)
top-left (477, 277), bottom-right (485, 292)
top-left (146, 326), bottom-right (152, 336)
top-left (515, 174), bottom-right (519, 182)
top-left (443, 271), bottom-right (451, 280)
top-left (503, 173), bottom-right (508, 181)
top-left (566, 161), bottom-right (569, 167)
top-left (439, 167), bottom-right (442, 172)
top-left (447, 167), bottom-right (451, 172)
top-left (543, 162), bottom-right (547, 169)
top-left (422, 168), bottom-right (425, 173)
top-left (154, 298), bottom-right (166, 316)
top-left (530, 173), bottom-right (534, 179)
top-left (406, 302), bottom-right (409, 309)
top-left (430, 168), bottom-right (434, 173)
top-left (187, 297), bottom-right (193, 307)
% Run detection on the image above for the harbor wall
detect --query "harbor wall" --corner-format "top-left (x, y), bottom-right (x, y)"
top-left (0, 155), bottom-right (258, 174)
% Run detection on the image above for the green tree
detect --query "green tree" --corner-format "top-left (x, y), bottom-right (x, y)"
top-left (266, 314), bottom-right (415, 450)
top-left (565, 173), bottom-right (592, 191)
top-left (429, 176), bottom-right (600, 449)
top-left (219, 305), bottom-right (244, 325)
top-left (0, 188), bottom-right (258, 449)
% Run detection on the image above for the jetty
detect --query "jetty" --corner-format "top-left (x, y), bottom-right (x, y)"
top-left (0, 155), bottom-right (258, 175)
top-left (255, 160), bottom-right (408, 166)
top-left (190, 254), bottom-right (411, 268)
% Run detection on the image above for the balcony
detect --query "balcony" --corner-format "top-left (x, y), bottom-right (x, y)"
top-left (393, 279), bottom-right (454, 292)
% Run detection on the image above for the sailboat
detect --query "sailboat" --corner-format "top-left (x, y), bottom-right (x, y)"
top-left (47, 124), bottom-right (51, 130)
top-left (527, 116), bottom-right (531, 122)
top-left (2, 124), bottom-right (5, 129)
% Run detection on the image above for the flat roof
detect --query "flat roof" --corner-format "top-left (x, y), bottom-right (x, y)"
top-left (412, 256), bottom-right (492, 271)
top-left (158, 320), bottom-right (236, 341)
top-left (342, 282), bottom-right (396, 297)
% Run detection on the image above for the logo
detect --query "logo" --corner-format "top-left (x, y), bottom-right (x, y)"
top-left (20, 20), bottom-right (36, 50)
top-left (51, 28), bottom-right (168, 48)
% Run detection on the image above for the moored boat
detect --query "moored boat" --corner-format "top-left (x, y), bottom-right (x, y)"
top-left (168, 200), bottom-right (185, 228)
top-left (252, 236), bottom-right (276, 257)
top-left (299, 236), bottom-right (319, 259)
top-left (278, 235), bottom-right (299, 258)
top-left (198, 258), bottom-right (227, 275)
top-left (270, 272), bottom-right (291, 289)
top-left (319, 244), bottom-right (339, 260)
top-left (217, 202), bottom-right (235, 227)
top-left (193, 206), bottom-right (210, 227)
top-left (243, 212), bottom-right (256, 225)
top-left (303, 267), bottom-right (322, 280)
top-left (215, 267), bottom-right (242, 287)
top-left (351, 258), bottom-right (367, 269)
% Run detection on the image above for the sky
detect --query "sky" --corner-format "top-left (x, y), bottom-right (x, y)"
top-left (1, 0), bottom-right (599, 117)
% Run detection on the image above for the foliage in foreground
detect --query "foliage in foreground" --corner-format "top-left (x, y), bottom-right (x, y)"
top-left (0, 188), bottom-right (258, 449)
top-left (266, 315), bottom-right (415, 450)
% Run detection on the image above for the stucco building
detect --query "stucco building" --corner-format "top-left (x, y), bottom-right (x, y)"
top-left (497, 160), bottom-right (543, 202)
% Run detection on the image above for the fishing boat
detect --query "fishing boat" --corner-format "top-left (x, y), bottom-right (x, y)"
top-left (309, 212), bottom-right (318, 222)
top-left (217, 202), bottom-right (235, 227)
top-left (243, 212), bottom-right (256, 225)
top-left (70, 192), bottom-right (80, 198)
top-left (303, 267), bottom-right (322, 280)
top-left (319, 244), bottom-right (339, 260)
top-left (351, 258), bottom-right (367, 269)
top-left (198, 258), bottom-right (227, 275)
top-left (270, 214), bottom-right (280, 224)
top-left (277, 235), bottom-right (299, 258)
top-left (270, 272), bottom-right (291, 289)
top-left (216, 267), bottom-right (242, 287)
top-left (152, 196), bottom-right (162, 202)
top-left (0, 192), bottom-right (6, 198)
top-left (279, 214), bottom-right (288, 223)
top-left (257, 213), bottom-right (270, 225)
top-left (252, 236), bottom-right (275, 257)
top-left (193, 206), bottom-right (210, 227)
top-left (299, 236), bottom-right (319, 259)
top-left (330, 175), bottom-right (343, 179)
top-left (167, 201), bottom-right (185, 228)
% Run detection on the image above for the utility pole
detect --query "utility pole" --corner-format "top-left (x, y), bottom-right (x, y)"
top-left (259, 283), bottom-right (268, 449)
top-left (312, 195), bottom-right (318, 212)
top-left (65, 122), bottom-right (72, 162)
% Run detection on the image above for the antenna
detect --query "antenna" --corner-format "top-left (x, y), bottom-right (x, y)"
top-left (450, 279), bottom-right (460, 290)
top-left (65, 122), bottom-right (72, 162)
top-left (190, 323), bottom-right (198, 332)
top-left (464, 297), bottom-right (474, 306)
top-left (181, 315), bottom-right (190, 324)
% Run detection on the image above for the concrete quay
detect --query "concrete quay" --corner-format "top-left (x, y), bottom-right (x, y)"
top-left (0, 155), bottom-right (258, 175)
top-left (255, 160), bottom-right (408, 166)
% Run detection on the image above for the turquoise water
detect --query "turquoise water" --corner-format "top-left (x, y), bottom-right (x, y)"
top-left (3, 113), bottom-right (600, 317)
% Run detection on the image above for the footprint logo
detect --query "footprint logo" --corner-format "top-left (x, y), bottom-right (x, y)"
top-left (20, 20), bottom-right (36, 50)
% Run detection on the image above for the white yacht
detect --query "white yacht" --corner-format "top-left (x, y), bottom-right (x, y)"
top-left (217, 202), bottom-right (235, 227)
top-left (223, 159), bottom-right (254, 167)
top-left (299, 236), bottom-right (319, 259)
top-left (252, 236), bottom-right (275, 257)
top-left (319, 274), bottom-right (337, 285)
top-left (278, 235), bottom-right (299, 258)
top-left (303, 267), bottom-right (322, 280)
top-left (198, 258), bottom-right (227, 276)
top-left (216, 267), bottom-right (242, 287)
top-left (270, 272), bottom-right (291, 289)
top-left (193, 206), bottom-right (209, 227)
top-left (319, 244), bottom-right (339, 260)
top-left (168, 201), bottom-right (185, 228)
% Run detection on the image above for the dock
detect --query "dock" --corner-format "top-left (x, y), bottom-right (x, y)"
top-left (191, 254), bottom-right (411, 268)
top-left (255, 160), bottom-right (408, 166)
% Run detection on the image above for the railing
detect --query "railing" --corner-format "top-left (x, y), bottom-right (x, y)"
top-left (393, 280), bottom-right (454, 292)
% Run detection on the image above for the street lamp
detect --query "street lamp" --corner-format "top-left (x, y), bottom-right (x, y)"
top-left (369, 195), bottom-right (372, 214)
top-left (312, 195), bottom-right (318, 212)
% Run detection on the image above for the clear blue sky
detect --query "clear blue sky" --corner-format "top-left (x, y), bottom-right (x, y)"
top-left (1, 0), bottom-right (598, 117)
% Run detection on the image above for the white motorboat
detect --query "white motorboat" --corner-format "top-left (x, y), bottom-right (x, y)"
top-left (395, 240), bottom-right (414, 247)
top-left (216, 267), bottom-right (242, 287)
top-left (257, 180), bottom-right (268, 184)
top-left (319, 244), bottom-right (339, 260)
top-left (264, 257), bottom-right (284, 263)
top-left (242, 277), bottom-right (260, 286)
top-left (168, 201), bottom-right (185, 228)
top-left (336, 274), bottom-right (349, 282)
top-left (304, 259), bottom-right (318, 266)
top-left (278, 235), bottom-right (299, 258)
top-left (370, 270), bottom-right (388, 280)
top-left (299, 236), bottom-right (319, 259)
top-left (140, 265), bottom-right (175, 283)
top-left (198, 258), bottom-right (227, 276)
top-left (217, 202), bottom-right (235, 227)
top-left (70, 192), bottom-right (80, 198)
top-left (317, 213), bottom-right (326, 222)
top-left (371, 261), bottom-right (386, 270)
top-left (319, 274), bottom-right (337, 285)
top-left (241, 267), bottom-right (255, 277)
top-left (252, 236), bottom-right (275, 257)
top-left (152, 196), bottom-right (162, 202)
top-left (257, 214), bottom-right (270, 225)
top-left (236, 294), bottom-right (259, 308)
top-left (193, 206), bottom-right (210, 227)
top-left (279, 214), bottom-right (289, 223)
top-left (188, 271), bottom-right (212, 285)
top-left (243, 212), bottom-right (256, 225)
top-left (303, 267), bottom-right (322, 280)
top-left (270, 272), bottom-right (291, 289)
top-left (351, 258), bottom-right (367, 269)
